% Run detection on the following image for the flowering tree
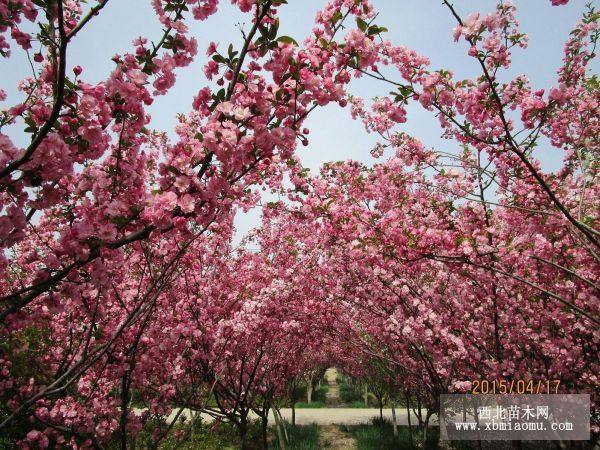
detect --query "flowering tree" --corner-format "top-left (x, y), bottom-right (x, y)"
top-left (0, 0), bottom-right (359, 446)
top-left (261, 0), bottom-right (598, 441)
top-left (1, 0), bottom-right (598, 448)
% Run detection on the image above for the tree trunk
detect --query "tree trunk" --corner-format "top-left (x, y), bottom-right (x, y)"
top-left (391, 403), bottom-right (398, 438)
top-left (291, 403), bottom-right (296, 427)
top-left (239, 413), bottom-right (249, 450)
top-left (119, 372), bottom-right (130, 450)
top-left (405, 392), bottom-right (414, 448)
top-left (273, 408), bottom-right (287, 450)
top-left (190, 410), bottom-right (197, 436)
top-left (363, 385), bottom-right (368, 406)
top-left (307, 382), bottom-right (313, 404)
top-left (423, 410), bottom-right (433, 448)
top-left (277, 409), bottom-right (289, 442)
top-left (261, 411), bottom-right (269, 450)
top-left (423, 414), bottom-right (429, 449)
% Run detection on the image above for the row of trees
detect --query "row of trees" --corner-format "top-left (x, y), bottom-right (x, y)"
top-left (265, 0), bottom-right (599, 443)
top-left (1, 0), bottom-right (598, 448)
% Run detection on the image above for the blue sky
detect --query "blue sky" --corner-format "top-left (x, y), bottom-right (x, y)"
top-left (2, 0), bottom-right (597, 239)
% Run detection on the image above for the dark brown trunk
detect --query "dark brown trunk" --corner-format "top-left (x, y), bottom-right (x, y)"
top-left (238, 413), bottom-right (249, 450)
top-left (406, 391), bottom-right (414, 448)
top-left (391, 403), bottom-right (398, 438)
top-left (261, 412), bottom-right (269, 450)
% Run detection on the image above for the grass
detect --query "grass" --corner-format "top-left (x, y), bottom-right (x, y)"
top-left (341, 423), bottom-right (405, 450)
top-left (275, 421), bottom-right (592, 450)
top-left (340, 419), bottom-right (441, 450)
top-left (338, 377), bottom-right (365, 406)
top-left (339, 419), bottom-right (581, 450)
top-left (104, 419), bottom-right (320, 450)
top-left (295, 383), bottom-right (328, 408)
top-left (271, 424), bottom-right (319, 450)
top-left (295, 400), bottom-right (326, 408)
top-left (138, 420), bottom-right (320, 450)
top-left (347, 400), bottom-right (369, 408)
top-left (133, 418), bottom-right (266, 450)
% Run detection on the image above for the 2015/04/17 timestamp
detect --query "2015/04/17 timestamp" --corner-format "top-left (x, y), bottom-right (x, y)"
top-left (471, 380), bottom-right (561, 395)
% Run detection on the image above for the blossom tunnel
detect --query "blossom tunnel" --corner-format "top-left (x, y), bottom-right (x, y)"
top-left (0, 0), bottom-right (598, 448)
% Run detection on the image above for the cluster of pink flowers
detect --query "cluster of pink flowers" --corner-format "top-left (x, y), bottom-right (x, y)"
top-left (452, 1), bottom-right (528, 69)
top-left (0, 0), bottom-right (371, 447)
top-left (0, 0), bottom-right (37, 56)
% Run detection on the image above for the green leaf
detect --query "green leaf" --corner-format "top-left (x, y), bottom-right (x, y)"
top-left (23, 116), bottom-right (38, 133)
top-left (356, 18), bottom-right (368, 32)
top-left (367, 25), bottom-right (387, 35)
top-left (212, 54), bottom-right (227, 64)
top-left (64, 78), bottom-right (78, 91)
top-left (277, 35), bottom-right (298, 46)
top-left (331, 11), bottom-right (343, 24)
top-left (268, 19), bottom-right (279, 40)
top-left (111, 215), bottom-right (130, 227)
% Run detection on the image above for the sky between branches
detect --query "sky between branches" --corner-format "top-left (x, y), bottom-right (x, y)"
top-left (3, 0), bottom-right (598, 240)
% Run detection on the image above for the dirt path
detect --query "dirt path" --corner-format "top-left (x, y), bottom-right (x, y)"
top-left (318, 424), bottom-right (357, 450)
top-left (324, 367), bottom-right (341, 407)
